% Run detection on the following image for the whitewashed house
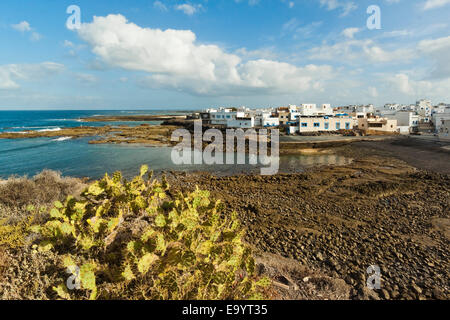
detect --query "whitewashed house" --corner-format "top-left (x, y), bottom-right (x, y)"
top-left (358, 117), bottom-right (398, 133)
top-left (209, 108), bottom-right (246, 125)
top-left (386, 111), bottom-right (419, 134)
top-left (253, 111), bottom-right (279, 127)
top-left (416, 99), bottom-right (432, 122)
top-left (298, 116), bottom-right (353, 133)
top-left (226, 117), bottom-right (255, 129)
top-left (298, 104), bottom-right (317, 116)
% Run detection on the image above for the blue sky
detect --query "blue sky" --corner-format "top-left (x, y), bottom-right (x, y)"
top-left (1, 0), bottom-right (450, 110)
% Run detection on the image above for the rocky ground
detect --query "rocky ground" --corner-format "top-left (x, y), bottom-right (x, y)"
top-left (0, 136), bottom-right (448, 300)
top-left (167, 145), bottom-right (450, 300)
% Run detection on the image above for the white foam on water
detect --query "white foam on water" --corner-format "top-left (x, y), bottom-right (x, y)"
top-left (52, 136), bottom-right (72, 142)
top-left (37, 127), bottom-right (62, 132)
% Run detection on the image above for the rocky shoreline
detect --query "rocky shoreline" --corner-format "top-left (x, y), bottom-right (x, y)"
top-left (0, 125), bottom-right (180, 146)
top-left (165, 144), bottom-right (449, 300)
top-left (0, 134), bottom-right (448, 300)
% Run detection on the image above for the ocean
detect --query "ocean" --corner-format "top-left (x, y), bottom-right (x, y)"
top-left (0, 110), bottom-right (351, 179)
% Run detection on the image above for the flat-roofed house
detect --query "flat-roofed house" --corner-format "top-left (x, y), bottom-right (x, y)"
top-left (438, 120), bottom-right (450, 141)
top-left (209, 108), bottom-right (245, 125)
top-left (297, 116), bottom-right (353, 133)
top-left (358, 117), bottom-right (397, 133)
top-left (226, 117), bottom-right (255, 129)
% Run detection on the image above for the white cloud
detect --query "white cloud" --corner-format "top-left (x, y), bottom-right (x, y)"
top-left (175, 3), bottom-right (202, 15)
top-left (342, 27), bottom-right (360, 39)
top-left (77, 14), bottom-right (334, 96)
top-left (153, 1), bottom-right (168, 11)
top-left (75, 73), bottom-right (98, 84)
top-left (63, 40), bottom-right (74, 48)
top-left (282, 18), bottom-right (323, 39)
top-left (235, 0), bottom-right (260, 5)
top-left (423, 0), bottom-right (450, 10)
top-left (309, 38), bottom-right (417, 64)
top-left (0, 69), bottom-right (20, 89)
top-left (388, 73), bottom-right (432, 95)
top-left (319, 0), bottom-right (357, 17)
top-left (11, 21), bottom-right (42, 41)
top-left (30, 32), bottom-right (42, 42)
top-left (234, 47), bottom-right (278, 60)
top-left (418, 36), bottom-right (450, 78)
top-left (0, 62), bottom-right (64, 90)
top-left (11, 21), bottom-right (31, 32)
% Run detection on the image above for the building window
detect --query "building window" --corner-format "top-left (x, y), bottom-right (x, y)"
top-left (314, 123), bottom-right (320, 127)
top-left (336, 123), bottom-right (341, 130)
top-left (301, 123), bottom-right (308, 127)
top-left (226, 115), bottom-right (230, 119)
top-left (325, 122), bottom-right (329, 130)
top-left (345, 122), bottom-right (350, 130)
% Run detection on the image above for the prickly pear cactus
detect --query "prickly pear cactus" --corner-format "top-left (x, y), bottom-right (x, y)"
top-left (34, 165), bottom-right (269, 300)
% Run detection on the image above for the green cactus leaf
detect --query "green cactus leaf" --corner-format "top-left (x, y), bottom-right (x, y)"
top-left (62, 255), bottom-right (76, 268)
top-left (53, 284), bottom-right (71, 300)
top-left (122, 264), bottom-right (135, 281)
top-left (137, 253), bottom-right (159, 274)
top-left (80, 263), bottom-right (96, 292)
top-left (255, 277), bottom-right (271, 288)
top-left (87, 184), bottom-right (104, 196)
top-left (140, 165), bottom-right (149, 177)
top-left (54, 201), bottom-right (64, 209)
top-left (155, 214), bottom-right (167, 227)
top-left (50, 208), bottom-right (62, 219)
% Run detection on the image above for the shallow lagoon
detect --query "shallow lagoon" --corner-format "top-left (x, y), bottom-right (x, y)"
top-left (0, 136), bottom-right (352, 179)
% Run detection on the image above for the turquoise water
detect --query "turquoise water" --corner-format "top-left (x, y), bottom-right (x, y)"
top-left (0, 110), bottom-right (351, 179)
top-left (0, 110), bottom-right (188, 133)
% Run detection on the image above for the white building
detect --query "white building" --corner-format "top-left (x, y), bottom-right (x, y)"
top-left (433, 104), bottom-right (448, 114)
top-left (377, 107), bottom-right (397, 117)
top-left (317, 104), bottom-right (334, 116)
top-left (297, 116), bottom-right (353, 133)
top-left (253, 112), bottom-right (279, 127)
top-left (209, 108), bottom-right (246, 125)
top-left (358, 117), bottom-right (398, 133)
top-left (337, 104), bottom-right (373, 115)
top-left (226, 117), bottom-right (255, 129)
top-left (432, 113), bottom-right (450, 132)
top-left (416, 99), bottom-right (432, 122)
top-left (298, 104), bottom-right (317, 116)
top-left (262, 116), bottom-right (280, 127)
top-left (384, 103), bottom-right (401, 111)
top-left (438, 120), bottom-right (450, 141)
top-left (296, 103), bottom-right (335, 116)
top-left (386, 111), bottom-right (419, 134)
